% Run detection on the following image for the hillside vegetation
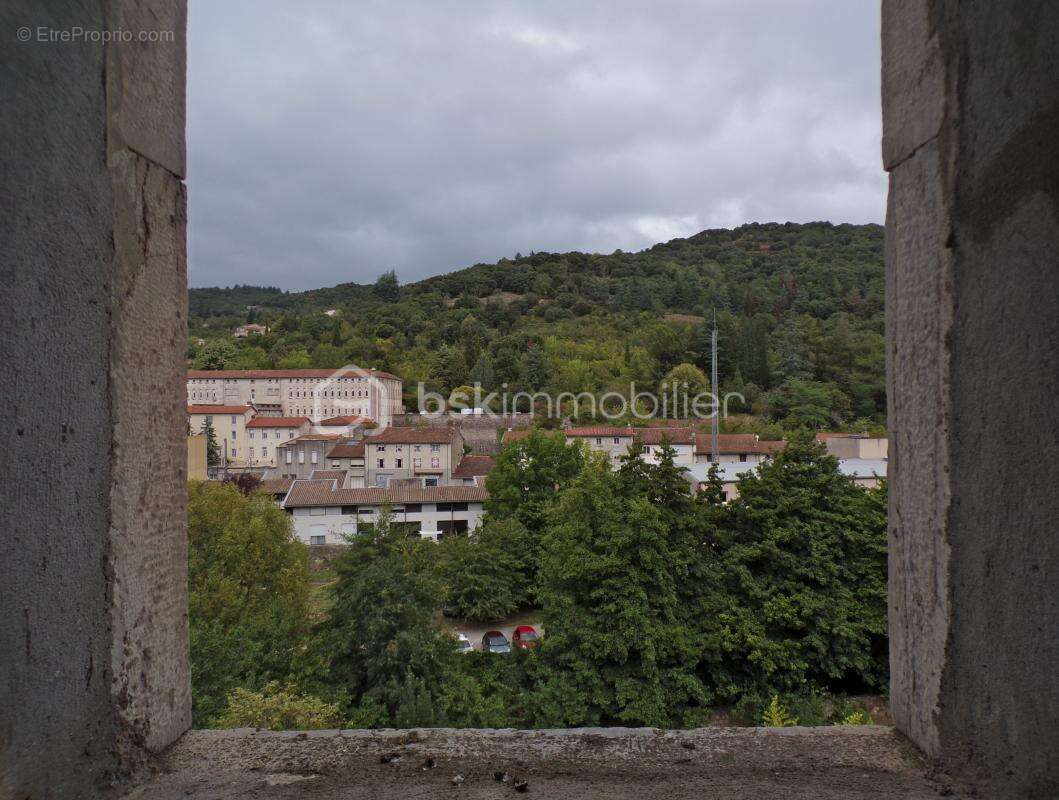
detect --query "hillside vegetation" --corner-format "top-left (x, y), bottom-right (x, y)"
top-left (189, 221), bottom-right (886, 432)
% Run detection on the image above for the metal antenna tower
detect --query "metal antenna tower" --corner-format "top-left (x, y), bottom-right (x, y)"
top-left (711, 310), bottom-right (720, 463)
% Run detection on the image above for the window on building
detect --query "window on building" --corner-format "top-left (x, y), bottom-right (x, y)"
top-left (230, 431), bottom-right (236, 440)
top-left (230, 449), bottom-right (236, 457)
top-left (395, 458), bottom-right (403, 468)
top-left (414, 458), bottom-right (422, 467)
top-left (614, 437), bottom-right (620, 444)
top-left (298, 451), bottom-right (305, 464)
top-left (431, 457), bottom-right (439, 468)
top-left (340, 505), bottom-right (358, 515)
top-left (430, 444), bottom-right (440, 452)
top-left (377, 459), bottom-right (384, 468)
top-left (739, 454), bottom-right (747, 462)
top-left (249, 447), bottom-right (254, 457)
top-left (310, 535), bottom-right (325, 546)
top-left (309, 506), bottom-right (325, 516)
top-left (310, 451), bottom-right (318, 464)
top-left (285, 451), bottom-right (292, 464)
top-left (262, 446), bottom-right (268, 458)
top-left (231, 415), bottom-right (237, 423)
top-left (377, 445), bottom-right (385, 452)
top-left (249, 431), bottom-right (254, 439)
top-left (596, 437), bottom-right (602, 445)
top-left (424, 477), bottom-right (438, 487)
top-left (413, 445), bottom-right (421, 452)
top-left (404, 503), bottom-right (422, 512)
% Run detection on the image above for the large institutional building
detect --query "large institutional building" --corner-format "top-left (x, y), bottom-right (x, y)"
top-left (186, 368), bottom-right (403, 426)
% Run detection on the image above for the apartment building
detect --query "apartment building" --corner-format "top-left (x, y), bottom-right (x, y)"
top-left (363, 426), bottom-right (465, 488)
top-left (187, 404), bottom-right (253, 466)
top-left (185, 368), bottom-right (403, 425)
top-left (245, 416), bottom-right (311, 467)
top-left (283, 480), bottom-right (488, 543)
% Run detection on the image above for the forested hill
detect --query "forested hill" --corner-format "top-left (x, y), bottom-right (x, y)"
top-left (188, 221), bottom-right (886, 432)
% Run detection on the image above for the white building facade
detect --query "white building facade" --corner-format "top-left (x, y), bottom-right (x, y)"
top-left (186, 368), bottom-right (403, 426)
top-left (283, 481), bottom-right (488, 543)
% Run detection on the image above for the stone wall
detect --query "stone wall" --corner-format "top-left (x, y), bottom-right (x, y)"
top-left (0, 1), bottom-right (190, 797)
top-left (883, 2), bottom-right (1058, 797)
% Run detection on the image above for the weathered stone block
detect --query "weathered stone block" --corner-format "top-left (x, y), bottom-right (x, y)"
top-left (106, 0), bottom-right (187, 178)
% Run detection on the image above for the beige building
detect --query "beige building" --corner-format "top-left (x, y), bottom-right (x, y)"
top-left (245, 416), bottom-right (311, 468)
top-left (364, 426), bottom-right (466, 487)
top-left (817, 433), bottom-right (889, 460)
top-left (186, 434), bottom-right (207, 481)
top-left (187, 404), bottom-right (253, 467)
top-left (186, 368), bottom-right (403, 426)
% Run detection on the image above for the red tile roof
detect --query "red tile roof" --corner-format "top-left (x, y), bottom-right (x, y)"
top-left (187, 404), bottom-right (251, 415)
top-left (319, 415), bottom-right (373, 426)
top-left (693, 433), bottom-right (788, 455)
top-left (187, 368), bottom-right (400, 381)
top-left (326, 442), bottom-right (365, 458)
top-left (452, 455), bottom-right (496, 478)
top-left (258, 477), bottom-right (294, 495)
top-left (366, 427), bottom-right (458, 444)
top-left (286, 433), bottom-right (345, 443)
top-left (308, 469), bottom-right (346, 484)
top-left (565, 426), bottom-right (637, 438)
top-left (284, 481), bottom-right (489, 508)
top-left (633, 427), bottom-right (695, 445)
top-left (564, 426), bottom-right (694, 445)
top-left (246, 416), bottom-right (310, 428)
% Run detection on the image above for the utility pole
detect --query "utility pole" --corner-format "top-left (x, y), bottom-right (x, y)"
top-left (711, 311), bottom-right (720, 463)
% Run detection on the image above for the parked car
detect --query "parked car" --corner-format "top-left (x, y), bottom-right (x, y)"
top-left (511, 625), bottom-right (540, 649)
top-left (456, 632), bottom-right (473, 654)
top-left (481, 630), bottom-right (511, 654)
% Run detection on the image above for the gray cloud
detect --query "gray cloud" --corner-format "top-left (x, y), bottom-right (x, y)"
top-left (188, 0), bottom-right (884, 290)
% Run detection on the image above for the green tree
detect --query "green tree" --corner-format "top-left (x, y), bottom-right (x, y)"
top-left (199, 419), bottom-right (220, 467)
top-left (216, 682), bottom-right (343, 730)
top-left (536, 457), bottom-right (707, 726)
top-left (438, 518), bottom-right (534, 620)
top-left (709, 433), bottom-right (888, 699)
top-left (192, 339), bottom-right (238, 370)
top-left (313, 509), bottom-right (456, 723)
top-left (187, 482), bottom-right (311, 724)
top-left (374, 270), bottom-right (400, 301)
top-left (485, 430), bottom-right (583, 532)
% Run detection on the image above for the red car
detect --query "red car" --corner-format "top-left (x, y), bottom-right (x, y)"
top-left (511, 625), bottom-right (540, 649)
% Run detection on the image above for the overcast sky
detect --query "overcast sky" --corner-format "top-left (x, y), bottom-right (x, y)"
top-left (187, 1), bottom-right (884, 290)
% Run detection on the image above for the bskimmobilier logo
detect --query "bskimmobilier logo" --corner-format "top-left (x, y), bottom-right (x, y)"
top-left (312, 365), bottom-right (391, 432)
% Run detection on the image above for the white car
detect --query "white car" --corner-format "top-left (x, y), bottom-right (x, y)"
top-left (456, 633), bottom-right (474, 654)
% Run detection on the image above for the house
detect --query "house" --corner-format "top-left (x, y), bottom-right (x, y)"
top-left (693, 433), bottom-right (787, 465)
top-left (563, 426), bottom-right (696, 467)
top-left (186, 404), bottom-right (253, 467)
top-left (273, 433), bottom-right (347, 479)
top-left (245, 416), bottom-right (311, 467)
top-left (232, 323), bottom-right (268, 338)
top-left (283, 480), bottom-right (488, 543)
top-left (451, 455), bottom-right (495, 485)
top-left (186, 368), bottom-right (403, 425)
top-left (323, 441), bottom-right (366, 485)
top-left (363, 426), bottom-right (465, 487)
